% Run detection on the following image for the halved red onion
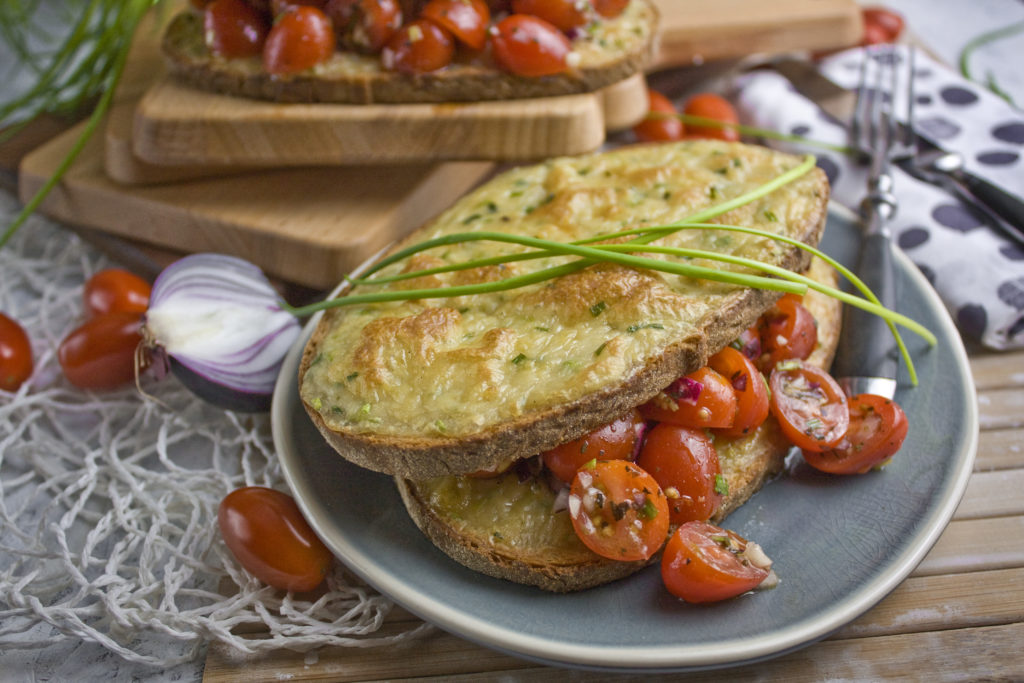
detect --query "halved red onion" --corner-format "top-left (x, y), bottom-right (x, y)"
top-left (143, 254), bottom-right (300, 412)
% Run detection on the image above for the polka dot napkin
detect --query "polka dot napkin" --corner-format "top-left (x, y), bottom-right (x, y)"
top-left (733, 46), bottom-right (1024, 350)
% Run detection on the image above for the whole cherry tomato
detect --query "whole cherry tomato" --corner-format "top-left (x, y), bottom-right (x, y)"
top-left (592, 0), bottom-right (629, 18)
top-left (661, 521), bottom-right (770, 603)
top-left (0, 312), bottom-right (33, 392)
top-left (682, 92), bottom-right (740, 142)
top-left (708, 346), bottom-right (769, 437)
top-left (568, 460), bottom-right (669, 561)
top-left (84, 269), bottom-right (151, 318)
top-left (382, 19), bottom-right (455, 74)
top-left (511, 0), bottom-right (586, 32)
top-left (490, 14), bottom-right (573, 78)
top-left (636, 423), bottom-right (723, 525)
top-left (204, 0), bottom-right (270, 59)
top-left (219, 486), bottom-right (333, 592)
top-left (421, 0), bottom-right (490, 50)
top-left (325, 0), bottom-right (402, 53)
top-left (262, 6), bottom-right (335, 75)
top-left (803, 393), bottom-right (908, 474)
top-left (639, 366), bottom-right (738, 430)
top-left (758, 293), bottom-right (817, 372)
top-left (861, 6), bottom-right (904, 45)
top-left (632, 89), bottom-right (684, 142)
top-left (542, 408), bottom-right (644, 483)
top-left (58, 312), bottom-right (143, 390)
top-left (769, 359), bottom-right (850, 452)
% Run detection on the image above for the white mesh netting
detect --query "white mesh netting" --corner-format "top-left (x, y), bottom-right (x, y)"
top-left (0, 191), bottom-right (431, 667)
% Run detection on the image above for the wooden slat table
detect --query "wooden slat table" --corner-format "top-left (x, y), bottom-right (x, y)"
top-left (203, 349), bottom-right (1024, 681)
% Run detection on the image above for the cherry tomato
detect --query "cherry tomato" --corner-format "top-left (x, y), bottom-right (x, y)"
top-left (769, 359), bottom-right (849, 452)
top-left (632, 89), bottom-right (683, 142)
top-left (511, 0), bottom-right (586, 32)
top-left (542, 409), bottom-right (644, 483)
top-left (382, 19), bottom-right (455, 74)
top-left (490, 14), bottom-right (572, 78)
top-left (204, 0), bottom-right (270, 59)
top-left (758, 293), bottom-right (817, 372)
top-left (803, 394), bottom-right (908, 474)
top-left (83, 269), bottom-right (151, 318)
top-left (661, 521), bottom-right (770, 603)
top-left (592, 0), bottom-right (629, 18)
top-left (636, 423), bottom-right (722, 525)
top-left (219, 486), bottom-right (333, 592)
top-left (0, 313), bottom-right (33, 392)
top-left (682, 92), bottom-right (740, 142)
top-left (568, 460), bottom-right (669, 561)
top-left (639, 366), bottom-right (738, 430)
top-left (708, 346), bottom-right (769, 437)
top-left (58, 312), bottom-right (143, 390)
top-left (262, 6), bottom-right (334, 75)
top-left (861, 6), bottom-right (904, 45)
top-left (325, 0), bottom-right (402, 53)
top-left (421, 0), bottom-right (490, 50)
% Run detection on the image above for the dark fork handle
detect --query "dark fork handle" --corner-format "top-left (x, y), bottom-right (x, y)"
top-left (955, 170), bottom-right (1024, 246)
top-left (831, 231), bottom-right (899, 398)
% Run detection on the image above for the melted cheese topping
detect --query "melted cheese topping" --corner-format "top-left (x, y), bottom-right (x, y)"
top-left (300, 141), bottom-right (824, 438)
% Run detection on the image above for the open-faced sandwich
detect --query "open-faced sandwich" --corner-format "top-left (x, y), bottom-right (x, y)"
top-left (294, 139), bottom-right (906, 599)
top-left (163, 0), bottom-right (659, 103)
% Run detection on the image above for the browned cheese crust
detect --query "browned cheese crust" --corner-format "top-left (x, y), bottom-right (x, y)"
top-left (161, 1), bottom-right (659, 104)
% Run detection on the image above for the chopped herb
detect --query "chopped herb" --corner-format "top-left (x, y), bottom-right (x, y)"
top-left (434, 420), bottom-right (448, 433)
top-left (583, 458), bottom-right (597, 470)
top-left (733, 158), bottom-right (742, 167)
top-left (484, 201), bottom-right (498, 213)
top-left (709, 187), bottom-right (720, 199)
top-left (805, 417), bottom-right (824, 434)
top-left (346, 372), bottom-right (359, 382)
top-left (626, 322), bottom-right (665, 333)
top-left (594, 341), bottom-right (608, 356)
top-left (331, 405), bottom-right (343, 414)
top-left (462, 213), bottom-right (481, 224)
top-left (510, 190), bottom-right (524, 198)
top-left (612, 501), bottom-right (630, 521)
top-left (590, 301), bottom-right (607, 316)
top-left (715, 167), bottom-right (729, 175)
top-left (310, 353), bottom-right (325, 366)
top-left (639, 498), bottom-right (659, 520)
top-left (714, 474), bottom-right (729, 496)
top-left (535, 325), bottom-right (550, 332)
top-left (492, 531), bottom-right (503, 541)
top-left (764, 209), bottom-right (778, 221)
top-left (311, 397), bottom-right (322, 411)
top-left (511, 353), bottom-right (528, 365)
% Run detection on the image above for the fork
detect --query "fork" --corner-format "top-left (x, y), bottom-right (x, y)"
top-left (830, 44), bottom-right (917, 400)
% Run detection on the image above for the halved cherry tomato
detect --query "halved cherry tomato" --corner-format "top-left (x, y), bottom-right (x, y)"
top-left (632, 89), bottom-right (683, 142)
top-left (204, 0), bottom-right (270, 59)
top-left (542, 409), bottom-right (644, 483)
top-left (262, 6), bottom-right (334, 75)
top-left (803, 394), bottom-right (908, 474)
top-left (682, 92), bottom-right (740, 142)
top-left (636, 423), bottom-right (722, 525)
top-left (219, 486), bottom-right (333, 592)
top-left (58, 312), bottom-right (143, 390)
top-left (421, 0), bottom-right (490, 50)
top-left (709, 346), bottom-right (769, 437)
top-left (861, 6), bottom-right (904, 45)
top-left (490, 14), bottom-right (572, 77)
top-left (325, 0), bottom-right (402, 53)
top-left (592, 0), bottom-right (629, 18)
top-left (639, 366), bottom-right (738, 430)
top-left (568, 460), bottom-right (669, 561)
top-left (0, 313), bottom-right (33, 392)
top-left (511, 0), bottom-right (586, 32)
top-left (661, 521), bottom-right (770, 603)
top-left (769, 359), bottom-right (849, 452)
top-left (382, 19), bottom-right (455, 74)
top-left (759, 293), bottom-right (817, 372)
top-left (84, 269), bottom-right (151, 318)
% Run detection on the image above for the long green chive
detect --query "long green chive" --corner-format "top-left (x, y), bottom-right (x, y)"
top-left (958, 21), bottom-right (1024, 107)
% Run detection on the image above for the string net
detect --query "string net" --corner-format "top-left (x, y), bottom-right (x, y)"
top-left (0, 192), bottom-right (432, 667)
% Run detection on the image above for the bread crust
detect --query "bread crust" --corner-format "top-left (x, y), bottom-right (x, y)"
top-left (161, 2), bottom-right (659, 104)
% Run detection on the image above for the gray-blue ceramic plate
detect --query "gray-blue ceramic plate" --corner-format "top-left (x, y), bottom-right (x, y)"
top-left (272, 205), bottom-right (977, 672)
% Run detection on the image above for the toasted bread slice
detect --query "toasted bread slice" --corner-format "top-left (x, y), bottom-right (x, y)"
top-left (299, 140), bottom-right (830, 479)
top-left (161, 1), bottom-right (659, 104)
top-left (395, 256), bottom-right (841, 592)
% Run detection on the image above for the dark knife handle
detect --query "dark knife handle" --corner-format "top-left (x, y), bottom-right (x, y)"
top-left (831, 231), bottom-right (899, 397)
top-left (955, 170), bottom-right (1024, 246)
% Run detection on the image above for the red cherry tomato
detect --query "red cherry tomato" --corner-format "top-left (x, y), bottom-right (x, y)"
top-left (83, 269), bottom-right (151, 318)
top-left (325, 0), bottom-right (402, 53)
top-left (592, 0), bottom-right (629, 18)
top-left (568, 460), bottom-right (669, 562)
top-left (639, 366), bottom-right (738, 430)
top-left (661, 521), bottom-right (770, 603)
top-left (219, 486), bottom-right (333, 592)
top-left (542, 409), bottom-right (644, 483)
top-left (204, 0), bottom-right (270, 59)
top-left (708, 346), bottom-right (769, 437)
top-left (632, 89), bottom-right (683, 142)
top-left (421, 0), bottom-right (490, 50)
top-left (861, 6), bottom-right (904, 45)
top-left (769, 359), bottom-right (850, 452)
top-left (682, 92), bottom-right (740, 142)
top-left (58, 312), bottom-right (143, 390)
top-left (803, 394), bottom-right (908, 474)
top-left (382, 19), bottom-right (455, 74)
top-left (490, 14), bottom-right (572, 77)
top-left (758, 293), bottom-right (817, 372)
top-left (0, 313), bottom-right (33, 392)
top-left (511, 0), bottom-right (586, 32)
top-left (262, 6), bottom-right (334, 75)
top-left (636, 423), bottom-right (722, 525)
